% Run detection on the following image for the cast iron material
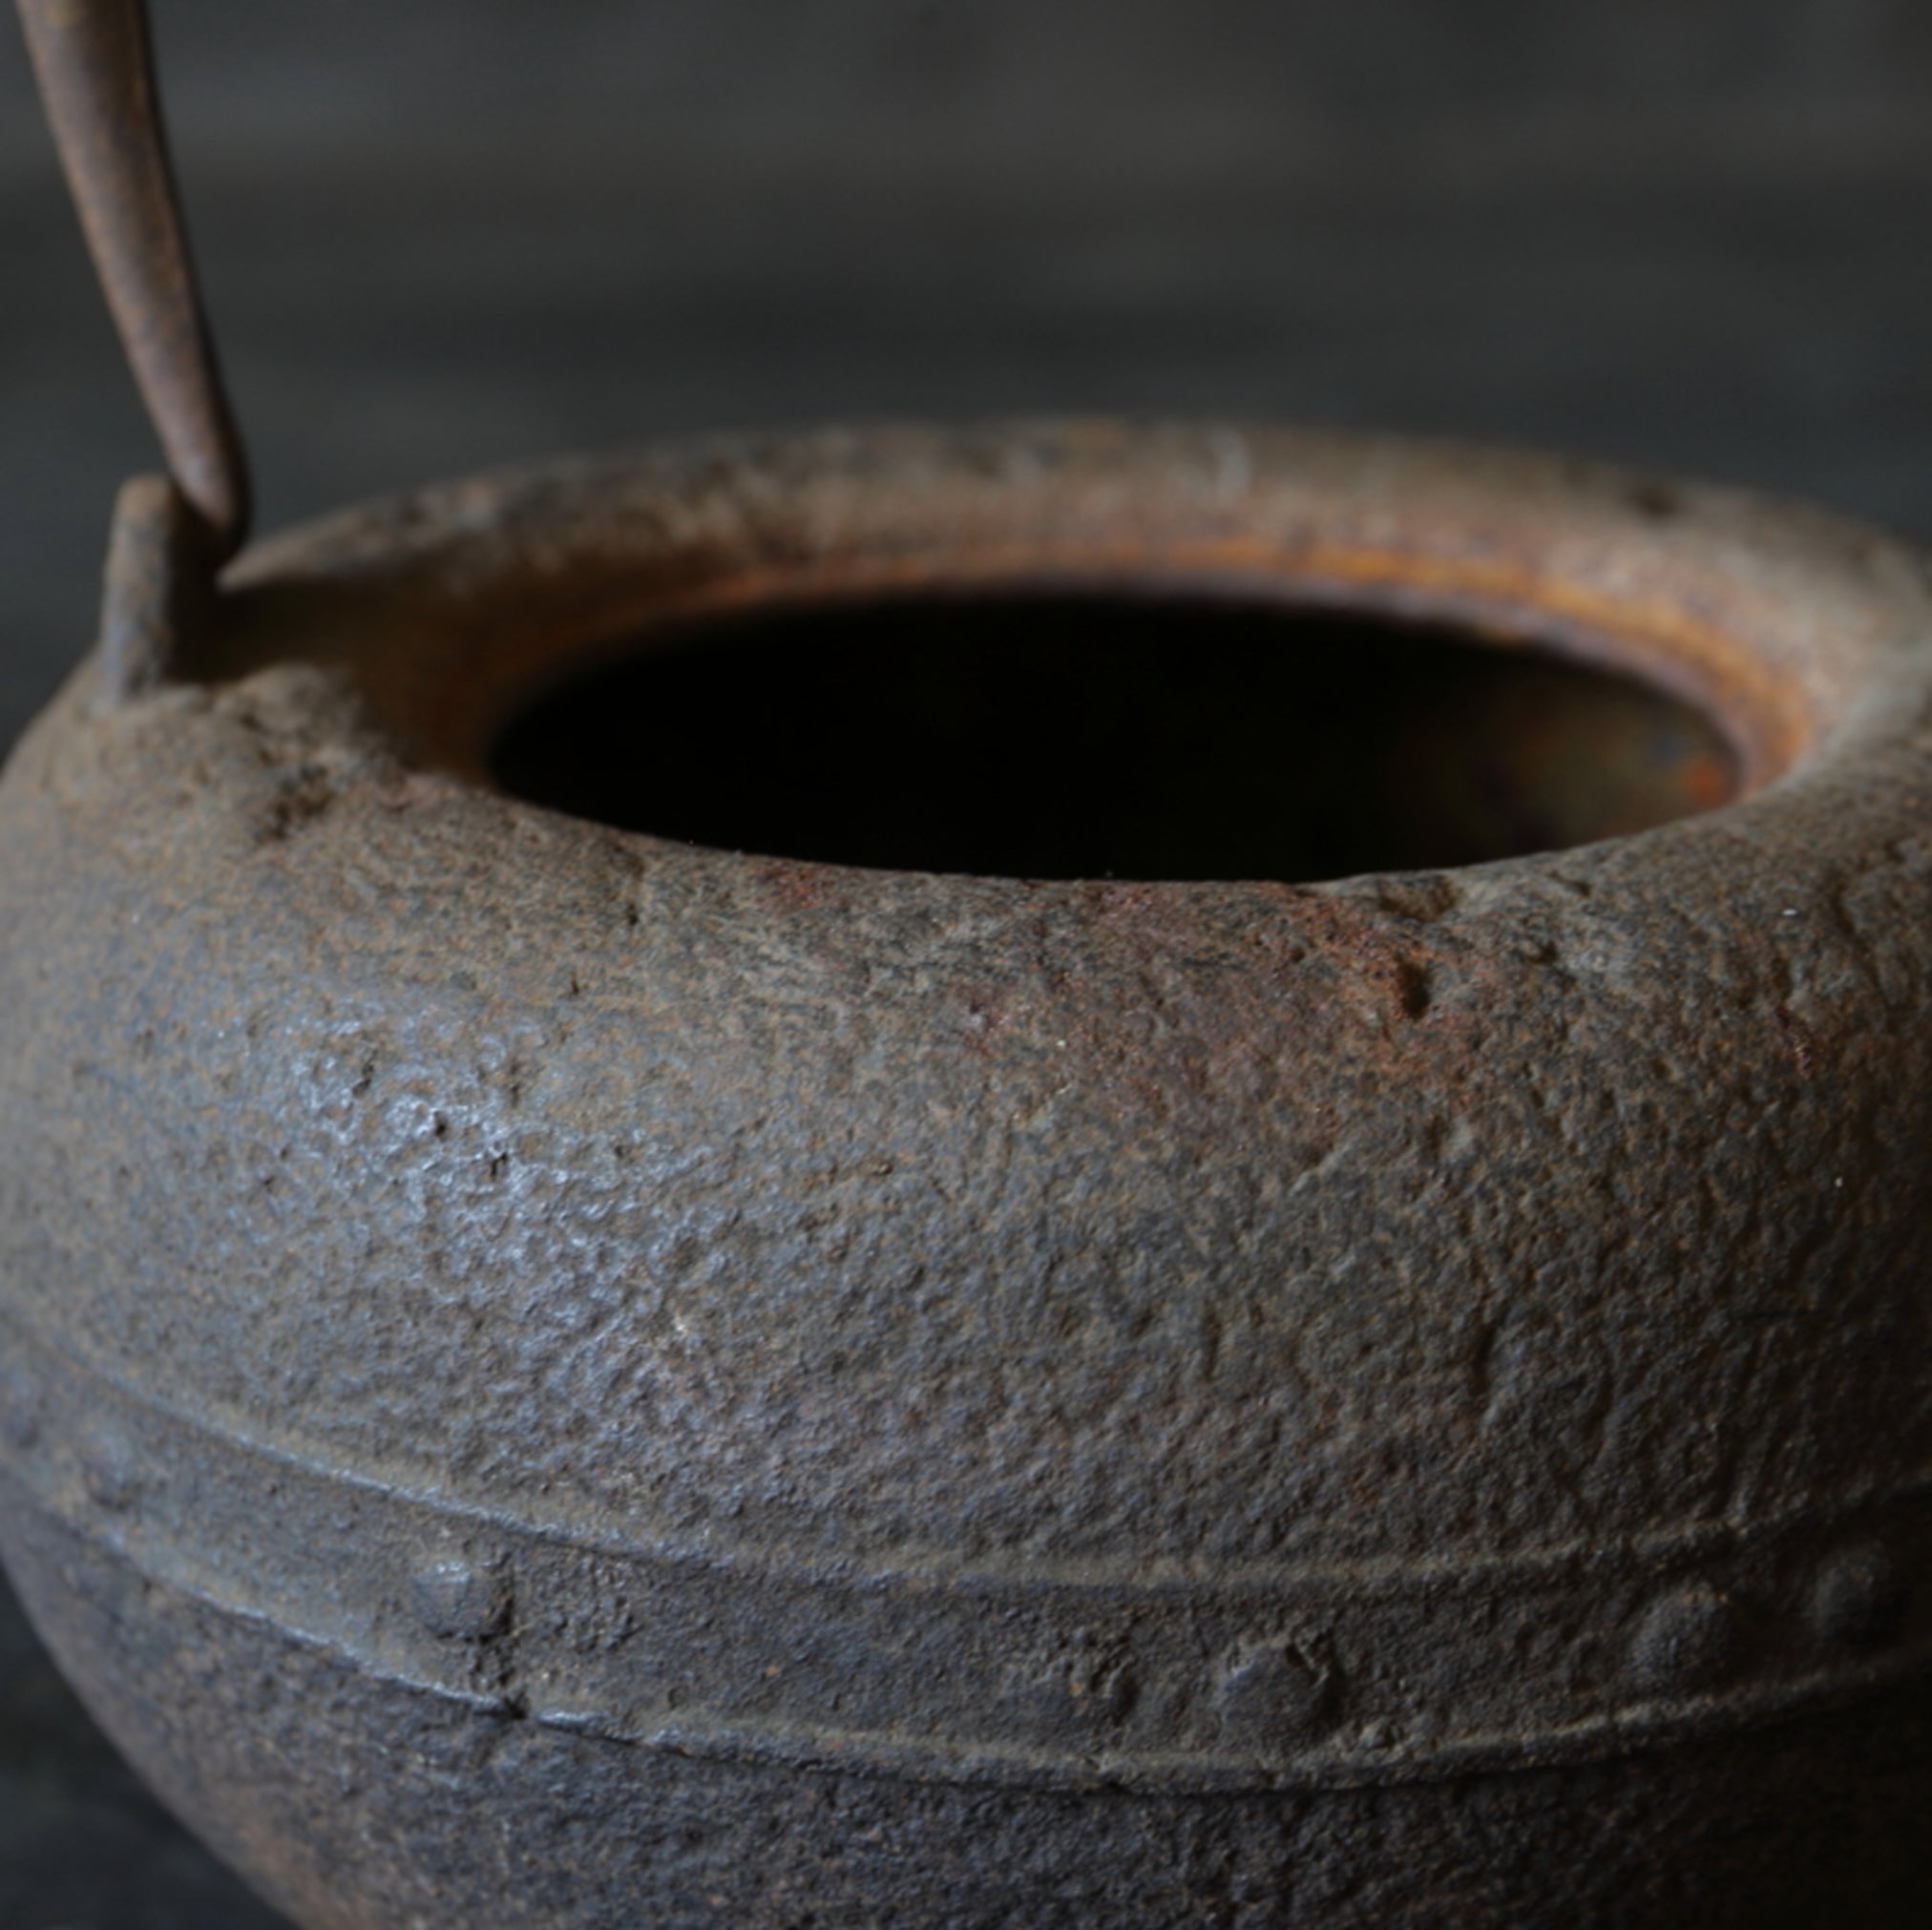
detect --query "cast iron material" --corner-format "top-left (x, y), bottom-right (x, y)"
top-left (6, 424), bottom-right (1932, 1928)
top-left (5, 10), bottom-right (1932, 1930)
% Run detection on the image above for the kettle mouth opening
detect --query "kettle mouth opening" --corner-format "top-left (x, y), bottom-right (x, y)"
top-left (485, 586), bottom-right (1742, 884)
top-left (208, 428), bottom-right (1867, 887)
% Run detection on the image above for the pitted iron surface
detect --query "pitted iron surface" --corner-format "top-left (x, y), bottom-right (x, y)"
top-left (2, 426), bottom-right (1931, 1924)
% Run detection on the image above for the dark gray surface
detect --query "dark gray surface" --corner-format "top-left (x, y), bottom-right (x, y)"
top-left (5, 0), bottom-right (1932, 747)
top-left (2, 3), bottom-right (1929, 1924)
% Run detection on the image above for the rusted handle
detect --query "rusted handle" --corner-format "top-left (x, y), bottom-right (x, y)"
top-left (16, 0), bottom-right (250, 560)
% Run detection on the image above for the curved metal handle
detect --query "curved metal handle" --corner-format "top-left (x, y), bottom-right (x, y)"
top-left (16, 0), bottom-right (250, 560)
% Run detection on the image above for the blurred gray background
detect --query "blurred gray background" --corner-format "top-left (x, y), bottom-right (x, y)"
top-left (2, 2), bottom-right (1929, 1922)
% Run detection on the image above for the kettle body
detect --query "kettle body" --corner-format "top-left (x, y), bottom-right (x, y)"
top-left (3, 424), bottom-right (1930, 1926)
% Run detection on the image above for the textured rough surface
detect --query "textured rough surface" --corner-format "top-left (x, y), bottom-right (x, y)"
top-left (2, 424), bottom-right (1931, 1923)
top-left (4, 7), bottom-right (1932, 1920)
top-left (8, 1500), bottom-right (1932, 1930)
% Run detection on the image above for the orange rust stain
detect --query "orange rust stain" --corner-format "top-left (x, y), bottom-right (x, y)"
top-left (1772, 1002), bottom-right (1820, 1080)
top-left (291, 527), bottom-right (1820, 802)
top-left (753, 859), bottom-right (837, 915)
